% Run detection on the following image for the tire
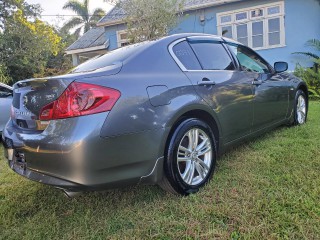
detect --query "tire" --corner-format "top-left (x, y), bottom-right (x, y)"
top-left (159, 118), bottom-right (217, 195)
top-left (292, 90), bottom-right (308, 126)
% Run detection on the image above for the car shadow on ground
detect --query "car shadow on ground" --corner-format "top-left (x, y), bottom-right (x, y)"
top-left (3, 182), bottom-right (174, 220)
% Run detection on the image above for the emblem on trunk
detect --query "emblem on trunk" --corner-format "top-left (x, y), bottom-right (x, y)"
top-left (15, 110), bottom-right (33, 116)
top-left (45, 94), bottom-right (55, 101)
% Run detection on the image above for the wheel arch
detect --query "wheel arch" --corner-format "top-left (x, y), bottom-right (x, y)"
top-left (163, 106), bottom-right (222, 157)
top-left (297, 82), bottom-right (309, 109)
top-left (141, 106), bottom-right (222, 185)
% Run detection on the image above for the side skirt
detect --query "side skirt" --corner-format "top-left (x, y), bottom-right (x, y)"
top-left (219, 118), bottom-right (290, 155)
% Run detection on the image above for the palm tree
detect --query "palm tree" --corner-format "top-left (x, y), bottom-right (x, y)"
top-left (294, 39), bottom-right (320, 71)
top-left (62, 0), bottom-right (105, 37)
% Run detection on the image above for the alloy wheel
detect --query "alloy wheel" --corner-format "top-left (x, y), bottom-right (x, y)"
top-left (177, 128), bottom-right (212, 186)
top-left (297, 95), bottom-right (306, 124)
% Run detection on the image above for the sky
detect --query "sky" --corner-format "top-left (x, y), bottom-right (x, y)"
top-left (25, 0), bottom-right (114, 28)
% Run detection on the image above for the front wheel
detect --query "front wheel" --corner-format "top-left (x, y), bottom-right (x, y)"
top-left (292, 90), bottom-right (308, 126)
top-left (159, 119), bottom-right (217, 195)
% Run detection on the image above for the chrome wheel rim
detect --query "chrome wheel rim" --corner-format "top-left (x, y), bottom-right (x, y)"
top-left (297, 95), bottom-right (306, 124)
top-left (177, 128), bottom-right (212, 186)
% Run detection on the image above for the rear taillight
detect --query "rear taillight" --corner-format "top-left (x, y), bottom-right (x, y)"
top-left (39, 82), bottom-right (120, 120)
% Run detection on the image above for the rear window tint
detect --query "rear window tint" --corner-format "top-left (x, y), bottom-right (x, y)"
top-left (172, 41), bottom-right (201, 70)
top-left (72, 42), bottom-right (151, 73)
top-left (190, 42), bottom-right (235, 71)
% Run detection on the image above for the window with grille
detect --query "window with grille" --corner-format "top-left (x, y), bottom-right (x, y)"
top-left (217, 2), bottom-right (285, 50)
top-left (117, 30), bottom-right (130, 47)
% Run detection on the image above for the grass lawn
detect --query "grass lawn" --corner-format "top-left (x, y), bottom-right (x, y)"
top-left (0, 102), bottom-right (319, 240)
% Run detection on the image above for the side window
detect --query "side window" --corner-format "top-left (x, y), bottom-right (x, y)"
top-left (189, 42), bottom-right (235, 70)
top-left (0, 86), bottom-right (12, 98)
top-left (172, 41), bottom-right (202, 70)
top-left (228, 44), bottom-right (271, 74)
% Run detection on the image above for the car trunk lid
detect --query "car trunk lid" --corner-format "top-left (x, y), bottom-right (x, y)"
top-left (11, 64), bottom-right (122, 131)
top-left (12, 77), bottom-right (74, 130)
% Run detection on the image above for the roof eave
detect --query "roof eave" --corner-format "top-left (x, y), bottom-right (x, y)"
top-left (184, 0), bottom-right (241, 12)
top-left (96, 19), bottom-right (125, 27)
top-left (97, 0), bottom-right (241, 27)
top-left (65, 42), bottom-right (109, 55)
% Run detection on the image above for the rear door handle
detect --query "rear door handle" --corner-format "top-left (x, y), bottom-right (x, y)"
top-left (198, 78), bottom-right (216, 86)
top-left (252, 79), bottom-right (263, 86)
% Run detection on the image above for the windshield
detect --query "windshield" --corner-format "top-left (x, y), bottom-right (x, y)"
top-left (71, 42), bottom-right (151, 73)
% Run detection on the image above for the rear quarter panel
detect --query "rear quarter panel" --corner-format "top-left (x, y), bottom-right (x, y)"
top-left (76, 38), bottom-right (221, 162)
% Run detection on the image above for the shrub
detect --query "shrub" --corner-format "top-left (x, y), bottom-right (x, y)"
top-left (294, 59), bottom-right (320, 100)
top-left (0, 64), bottom-right (12, 85)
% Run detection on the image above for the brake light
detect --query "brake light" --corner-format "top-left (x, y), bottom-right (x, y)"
top-left (39, 82), bottom-right (120, 120)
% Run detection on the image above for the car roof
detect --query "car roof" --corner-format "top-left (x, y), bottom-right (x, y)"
top-left (221, 36), bottom-right (243, 46)
top-left (157, 33), bottom-right (244, 46)
top-left (0, 82), bottom-right (13, 90)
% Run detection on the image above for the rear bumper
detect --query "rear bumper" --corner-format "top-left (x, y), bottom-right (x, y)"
top-left (2, 112), bottom-right (167, 191)
top-left (2, 141), bottom-right (81, 190)
top-left (6, 154), bottom-right (82, 190)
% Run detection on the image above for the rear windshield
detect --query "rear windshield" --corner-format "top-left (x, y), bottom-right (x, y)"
top-left (71, 42), bottom-right (151, 73)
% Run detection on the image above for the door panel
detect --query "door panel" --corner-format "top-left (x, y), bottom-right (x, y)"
top-left (227, 43), bottom-right (289, 131)
top-left (252, 73), bottom-right (289, 131)
top-left (185, 71), bottom-right (254, 143)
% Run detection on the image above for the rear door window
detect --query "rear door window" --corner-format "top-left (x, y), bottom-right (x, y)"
top-left (189, 42), bottom-right (235, 71)
top-left (172, 41), bottom-right (202, 70)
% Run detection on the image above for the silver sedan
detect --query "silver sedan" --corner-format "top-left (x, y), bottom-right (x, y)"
top-left (0, 83), bottom-right (13, 133)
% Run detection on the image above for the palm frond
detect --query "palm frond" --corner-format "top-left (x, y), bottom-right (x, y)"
top-left (89, 8), bottom-right (106, 23)
top-left (63, 0), bottom-right (88, 19)
top-left (306, 39), bottom-right (320, 51)
top-left (293, 52), bottom-right (320, 59)
top-left (61, 17), bottom-right (83, 32)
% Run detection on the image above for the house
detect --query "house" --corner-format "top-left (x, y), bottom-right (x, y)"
top-left (65, 27), bottom-right (109, 66)
top-left (67, 0), bottom-right (320, 70)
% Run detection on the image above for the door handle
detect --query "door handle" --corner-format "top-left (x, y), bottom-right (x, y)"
top-left (252, 79), bottom-right (263, 86)
top-left (198, 78), bottom-right (216, 86)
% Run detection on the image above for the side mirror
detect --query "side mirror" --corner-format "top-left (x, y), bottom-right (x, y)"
top-left (274, 62), bottom-right (288, 73)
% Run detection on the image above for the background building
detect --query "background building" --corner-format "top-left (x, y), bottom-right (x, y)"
top-left (67, 0), bottom-right (320, 70)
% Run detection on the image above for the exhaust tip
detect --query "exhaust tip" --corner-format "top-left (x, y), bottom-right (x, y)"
top-left (63, 190), bottom-right (82, 198)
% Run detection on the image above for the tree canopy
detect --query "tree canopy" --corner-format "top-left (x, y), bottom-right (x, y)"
top-left (0, 0), bottom-right (41, 30)
top-left (106, 0), bottom-right (184, 44)
top-left (0, 1), bottom-right (73, 84)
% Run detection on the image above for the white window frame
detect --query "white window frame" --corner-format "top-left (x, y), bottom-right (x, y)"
top-left (117, 30), bottom-right (129, 48)
top-left (217, 1), bottom-right (286, 50)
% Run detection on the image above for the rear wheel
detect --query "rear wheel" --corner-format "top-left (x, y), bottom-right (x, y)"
top-left (292, 90), bottom-right (307, 126)
top-left (160, 119), bottom-right (217, 195)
